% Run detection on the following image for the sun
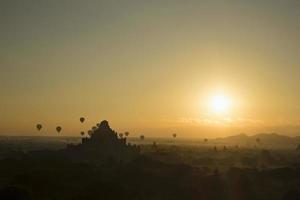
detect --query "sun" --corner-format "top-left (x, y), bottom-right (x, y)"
top-left (210, 94), bottom-right (231, 114)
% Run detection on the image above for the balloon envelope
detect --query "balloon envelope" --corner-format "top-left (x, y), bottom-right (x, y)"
top-left (36, 124), bottom-right (42, 131)
top-left (80, 117), bottom-right (85, 123)
top-left (56, 126), bottom-right (62, 133)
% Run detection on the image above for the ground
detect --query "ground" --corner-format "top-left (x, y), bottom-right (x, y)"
top-left (0, 137), bottom-right (300, 200)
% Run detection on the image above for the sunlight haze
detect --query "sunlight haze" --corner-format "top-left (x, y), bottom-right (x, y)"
top-left (1, 0), bottom-right (300, 137)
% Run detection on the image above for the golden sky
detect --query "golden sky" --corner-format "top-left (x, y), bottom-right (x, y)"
top-left (1, 1), bottom-right (300, 137)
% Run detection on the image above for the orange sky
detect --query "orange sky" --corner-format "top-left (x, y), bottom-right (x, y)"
top-left (1, 1), bottom-right (300, 137)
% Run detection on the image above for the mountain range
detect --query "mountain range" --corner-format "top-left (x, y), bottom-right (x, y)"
top-left (212, 133), bottom-right (300, 147)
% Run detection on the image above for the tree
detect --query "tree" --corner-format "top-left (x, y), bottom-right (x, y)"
top-left (214, 146), bottom-right (218, 152)
top-left (256, 138), bottom-right (261, 144)
top-left (152, 141), bottom-right (157, 150)
top-left (0, 186), bottom-right (30, 200)
top-left (119, 133), bottom-right (124, 138)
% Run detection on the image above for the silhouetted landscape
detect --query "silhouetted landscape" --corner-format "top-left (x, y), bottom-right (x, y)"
top-left (0, 120), bottom-right (300, 200)
top-left (1, 0), bottom-right (300, 199)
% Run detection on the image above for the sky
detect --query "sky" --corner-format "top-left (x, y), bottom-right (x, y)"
top-left (1, 0), bottom-right (300, 138)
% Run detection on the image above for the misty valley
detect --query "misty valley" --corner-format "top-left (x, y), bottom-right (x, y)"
top-left (0, 126), bottom-right (300, 200)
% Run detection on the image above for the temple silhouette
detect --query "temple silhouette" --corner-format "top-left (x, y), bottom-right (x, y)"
top-left (65, 120), bottom-right (140, 162)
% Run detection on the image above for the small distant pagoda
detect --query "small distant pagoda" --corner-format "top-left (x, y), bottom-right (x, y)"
top-left (65, 120), bottom-right (140, 162)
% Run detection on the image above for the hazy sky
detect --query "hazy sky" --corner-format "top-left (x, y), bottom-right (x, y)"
top-left (1, 0), bottom-right (300, 137)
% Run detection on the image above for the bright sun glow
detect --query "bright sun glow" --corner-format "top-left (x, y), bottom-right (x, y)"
top-left (210, 94), bottom-right (231, 114)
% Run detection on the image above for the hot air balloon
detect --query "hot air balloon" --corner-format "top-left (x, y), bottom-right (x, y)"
top-left (140, 135), bottom-right (145, 140)
top-left (80, 117), bottom-right (85, 123)
top-left (56, 126), bottom-right (62, 133)
top-left (172, 133), bottom-right (177, 138)
top-left (80, 131), bottom-right (85, 136)
top-left (36, 124), bottom-right (42, 131)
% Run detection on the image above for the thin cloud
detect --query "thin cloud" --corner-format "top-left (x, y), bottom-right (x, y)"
top-left (174, 117), bottom-right (265, 127)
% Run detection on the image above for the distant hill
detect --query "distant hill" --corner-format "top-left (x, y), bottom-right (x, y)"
top-left (213, 133), bottom-right (300, 148)
top-left (214, 133), bottom-right (249, 144)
